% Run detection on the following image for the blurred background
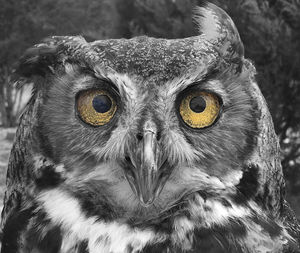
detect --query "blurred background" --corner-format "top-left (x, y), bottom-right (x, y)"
top-left (0, 0), bottom-right (299, 217)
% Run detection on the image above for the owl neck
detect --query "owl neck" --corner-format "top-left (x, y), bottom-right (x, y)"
top-left (25, 187), bottom-right (295, 253)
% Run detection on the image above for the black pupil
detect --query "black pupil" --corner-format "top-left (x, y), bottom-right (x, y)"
top-left (92, 95), bottom-right (112, 113)
top-left (189, 96), bottom-right (206, 113)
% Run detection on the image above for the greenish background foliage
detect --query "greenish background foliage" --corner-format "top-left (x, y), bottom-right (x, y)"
top-left (0, 0), bottom-right (299, 217)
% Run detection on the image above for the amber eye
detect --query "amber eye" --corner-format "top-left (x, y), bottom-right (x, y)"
top-left (77, 89), bottom-right (117, 126)
top-left (179, 91), bottom-right (220, 128)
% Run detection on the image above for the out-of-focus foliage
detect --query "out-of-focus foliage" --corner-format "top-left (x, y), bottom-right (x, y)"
top-left (0, 0), bottom-right (299, 216)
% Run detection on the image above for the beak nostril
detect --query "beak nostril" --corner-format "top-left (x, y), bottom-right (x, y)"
top-left (136, 133), bottom-right (143, 141)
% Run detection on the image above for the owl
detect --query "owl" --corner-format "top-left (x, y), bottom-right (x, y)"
top-left (0, 2), bottom-right (299, 253)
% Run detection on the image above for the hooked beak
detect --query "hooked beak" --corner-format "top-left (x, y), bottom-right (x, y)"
top-left (123, 122), bottom-right (171, 206)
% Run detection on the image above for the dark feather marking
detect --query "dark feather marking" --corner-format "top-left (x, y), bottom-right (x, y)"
top-left (252, 215), bottom-right (282, 238)
top-left (138, 216), bottom-right (247, 253)
top-left (35, 165), bottom-right (64, 189)
top-left (140, 240), bottom-right (172, 253)
top-left (9, 207), bottom-right (64, 253)
top-left (34, 226), bottom-right (62, 253)
top-left (1, 206), bottom-right (35, 253)
top-left (192, 226), bottom-right (245, 253)
top-left (233, 164), bottom-right (259, 204)
top-left (128, 213), bottom-right (174, 234)
top-left (218, 197), bottom-right (232, 208)
top-left (225, 218), bottom-right (247, 236)
top-left (76, 240), bottom-right (89, 253)
top-left (67, 181), bottom-right (119, 221)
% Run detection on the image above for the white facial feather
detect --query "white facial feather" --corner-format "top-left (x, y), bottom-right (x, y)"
top-left (37, 189), bottom-right (166, 253)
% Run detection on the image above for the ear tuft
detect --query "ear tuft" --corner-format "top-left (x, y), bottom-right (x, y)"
top-left (194, 3), bottom-right (244, 61)
top-left (13, 36), bottom-right (91, 81)
top-left (13, 37), bottom-right (63, 81)
top-left (194, 2), bottom-right (221, 41)
top-left (16, 43), bottom-right (58, 78)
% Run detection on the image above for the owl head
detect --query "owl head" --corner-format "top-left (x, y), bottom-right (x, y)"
top-left (5, 2), bottom-right (299, 252)
top-left (13, 2), bottom-right (284, 230)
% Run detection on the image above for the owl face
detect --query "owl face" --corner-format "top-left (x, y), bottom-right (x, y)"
top-left (33, 45), bottom-right (256, 218)
top-left (20, 4), bottom-right (256, 219)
